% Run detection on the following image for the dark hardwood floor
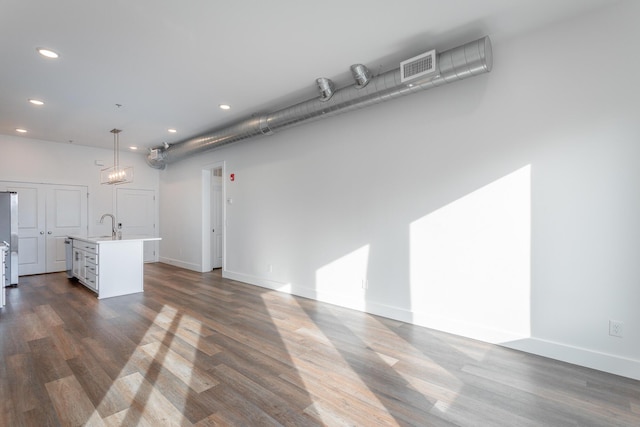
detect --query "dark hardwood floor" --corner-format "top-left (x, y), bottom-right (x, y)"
top-left (1, 263), bottom-right (639, 426)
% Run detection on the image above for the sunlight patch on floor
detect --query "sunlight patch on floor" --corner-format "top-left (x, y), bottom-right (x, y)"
top-left (347, 313), bottom-right (468, 415)
top-left (103, 372), bottom-right (193, 427)
top-left (261, 293), bottom-right (401, 426)
top-left (79, 303), bottom-right (213, 426)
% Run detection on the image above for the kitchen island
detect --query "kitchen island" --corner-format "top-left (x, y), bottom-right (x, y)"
top-left (68, 235), bottom-right (161, 299)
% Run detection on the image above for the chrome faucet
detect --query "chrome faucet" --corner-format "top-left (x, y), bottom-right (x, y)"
top-left (100, 213), bottom-right (116, 238)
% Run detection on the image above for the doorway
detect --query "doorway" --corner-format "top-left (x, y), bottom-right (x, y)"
top-left (211, 167), bottom-right (223, 269)
top-left (202, 161), bottom-right (225, 272)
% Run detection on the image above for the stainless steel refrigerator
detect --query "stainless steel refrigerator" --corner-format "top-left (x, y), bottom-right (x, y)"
top-left (0, 191), bottom-right (18, 286)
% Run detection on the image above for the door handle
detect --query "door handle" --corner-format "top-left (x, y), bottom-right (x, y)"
top-left (47, 231), bottom-right (52, 235)
top-left (40, 231), bottom-right (44, 235)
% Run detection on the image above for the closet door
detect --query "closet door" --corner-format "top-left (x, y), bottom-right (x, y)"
top-left (0, 182), bottom-right (87, 275)
top-left (45, 186), bottom-right (88, 272)
top-left (1, 183), bottom-right (45, 275)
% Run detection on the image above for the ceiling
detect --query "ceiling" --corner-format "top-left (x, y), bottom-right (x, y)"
top-left (0, 0), bottom-right (619, 154)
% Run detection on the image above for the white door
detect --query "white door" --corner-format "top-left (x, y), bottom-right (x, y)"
top-left (45, 186), bottom-right (88, 272)
top-left (211, 169), bottom-right (223, 269)
top-left (4, 184), bottom-right (45, 275)
top-left (0, 182), bottom-right (87, 275)
top-left (116, 188), bottom-right (156, 262)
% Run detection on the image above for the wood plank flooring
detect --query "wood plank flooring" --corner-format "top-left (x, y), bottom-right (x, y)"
top-left (1, 263), bottom-right (639, 426)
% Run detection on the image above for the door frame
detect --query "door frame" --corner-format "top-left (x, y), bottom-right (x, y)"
top-left (201, 161), bottom-right (226, 273)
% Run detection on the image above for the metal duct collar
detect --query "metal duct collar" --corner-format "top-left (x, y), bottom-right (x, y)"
top-left (146, 36), bottom-right (493, 169)
top-left (350, 64), bottom-right (373, 88)
top-left (316, 78), bottom-right (336, 101)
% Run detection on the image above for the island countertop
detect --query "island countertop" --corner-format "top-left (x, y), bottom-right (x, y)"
top-left (68, 235), bottom-right (162, 244)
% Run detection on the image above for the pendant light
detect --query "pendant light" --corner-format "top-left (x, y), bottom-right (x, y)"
top-left (100, 128), bottom-right (134, 185)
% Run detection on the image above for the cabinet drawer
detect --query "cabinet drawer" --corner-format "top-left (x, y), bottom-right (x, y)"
top-left (84, 262), bottom-right (99, 275)
top-left (84, 271), bottom-right (99, 291)
top-left (72, 239), bottom-right (97, 253)
top-left (84, 253), bottom-right (98, 265)
top-left (82, 242), bottom-right (98, 254)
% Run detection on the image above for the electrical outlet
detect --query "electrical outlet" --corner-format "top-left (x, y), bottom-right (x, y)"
top-left (361, 279), bottom-right (368, 290)
top-left (609, 320), bottom-right (624, 338)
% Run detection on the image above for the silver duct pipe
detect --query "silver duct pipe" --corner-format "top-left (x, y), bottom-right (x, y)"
top-left (147, 36), bottom-right (492, 169)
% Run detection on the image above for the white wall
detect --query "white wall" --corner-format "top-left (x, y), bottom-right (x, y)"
top-left (159, 1), bottom-right (640, 379)
top-left (0, 135), bottom-right (160, 238)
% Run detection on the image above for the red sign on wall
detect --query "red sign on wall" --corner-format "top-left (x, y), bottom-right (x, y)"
top-left (230, 173), bottom-right (235, 182)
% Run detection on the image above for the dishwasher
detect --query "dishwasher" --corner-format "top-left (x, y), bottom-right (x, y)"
top-left (64, 238), bottom-right (73, 279)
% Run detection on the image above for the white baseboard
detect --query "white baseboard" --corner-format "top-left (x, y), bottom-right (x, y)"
top-left (501, 337), bottom-right (640, 381)
top-left (223, 270), bottom-right (526, 341)
top-left (224, 270), bottom-right (386, 313)
top-left (223, 270), bottom-right (293, 292)
top-left (221, 269), bottom-right (640, 381)
top-left (158, 256), bottom-right (201, 272)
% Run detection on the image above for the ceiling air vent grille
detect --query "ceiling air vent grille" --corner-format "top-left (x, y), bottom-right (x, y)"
top-left (400, 49), bottom-right (437, 83)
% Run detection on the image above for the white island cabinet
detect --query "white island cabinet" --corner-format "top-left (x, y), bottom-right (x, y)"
top-left (69, 235), bottom-right (161, 299)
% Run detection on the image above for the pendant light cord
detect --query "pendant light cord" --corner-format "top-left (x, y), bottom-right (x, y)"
top-left (111, 128), bottom-right (121, 171)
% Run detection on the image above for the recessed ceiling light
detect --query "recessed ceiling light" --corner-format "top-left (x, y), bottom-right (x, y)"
top-left (16, 128), bottom-right (28, 133)
top-left (129, 146), bottom-right (138, 150)
top-left (36, 48), bottom-right (59, 59)
top-left (29, 99), bottom-right (44, 106)
top-left (168, 128), bottom-right (177, 133)
top-left (219, 104), bottom-right (231, 110)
